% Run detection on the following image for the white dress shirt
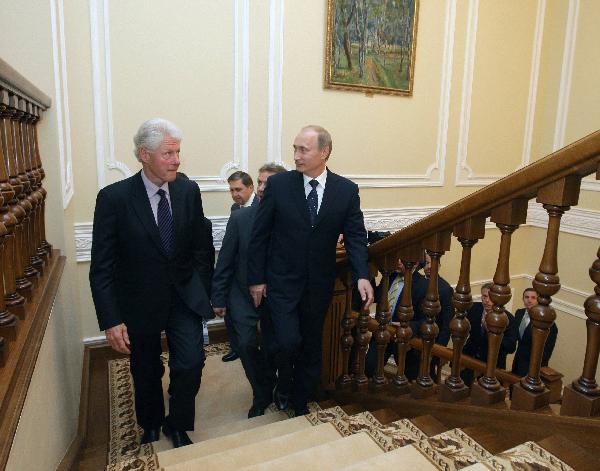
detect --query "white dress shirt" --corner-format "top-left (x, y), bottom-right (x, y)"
top-left (243, 192), bottom-right (256, 208)
top-left (303, 169), bottom-right (327, 213)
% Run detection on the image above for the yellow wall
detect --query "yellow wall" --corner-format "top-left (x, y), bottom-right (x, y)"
top-left (1, 0), bottom-right (600, 467)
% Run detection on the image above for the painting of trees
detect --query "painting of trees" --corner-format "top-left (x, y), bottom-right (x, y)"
top-left (325, 0), bottom-right (419, 96)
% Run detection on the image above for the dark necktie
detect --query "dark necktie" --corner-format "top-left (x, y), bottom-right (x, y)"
top-left (307, 179), bottom-right (318, 226)
top-left (156, 189), bottom-right (174, 255)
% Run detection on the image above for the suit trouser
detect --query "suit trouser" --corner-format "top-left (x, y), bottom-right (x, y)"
top-left (267, 292), bottom-right (329, 410)
top-left (224, 313), bottom-right (239, 354)
top-left (230, 302), bottom-right (277, 407)
top-left (129, 291), bottom-right (205, 431)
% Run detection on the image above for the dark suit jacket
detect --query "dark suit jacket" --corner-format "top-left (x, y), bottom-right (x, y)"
top-left (211, 205), bottom-right (257, 320)
top-left (410, 272), bottom-right (454, 346)
top-left (463, 302), bottom-right (518, 370)
top-left (230, 194), bottom-right (258, 213)
top-left (89, 171), bottom-right (214, 334)
top-left (247, 169), bottom-right (369, 314)
top-left (511, 308), bottom-right (558, 377)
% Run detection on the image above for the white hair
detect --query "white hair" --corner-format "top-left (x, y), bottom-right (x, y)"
top-left (133, 118), bottom-right (183, 161)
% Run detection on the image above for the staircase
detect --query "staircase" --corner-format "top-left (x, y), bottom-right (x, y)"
top-left (130, 401), bottom-right (590, 470)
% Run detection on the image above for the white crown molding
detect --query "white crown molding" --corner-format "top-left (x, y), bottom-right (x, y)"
top-left (456, 0), bottom-right (546, 186)
top-left (526, 201), bottom-right (600, 239)
top-left (553, 0), bottom-right (579, 152)
top-left (50, 0), bottom-right (74, 208)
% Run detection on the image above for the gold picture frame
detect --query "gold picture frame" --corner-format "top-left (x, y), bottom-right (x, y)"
top-left (324, 0), bottom-right (420, 96)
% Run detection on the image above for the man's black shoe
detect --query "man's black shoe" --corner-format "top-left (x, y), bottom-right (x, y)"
top-left (162, 422), bottom-right (193, 448)
top-left (248, 405), bottom-right (266, 418)
top-left (140, 427), bottom-right (160, 444)
top-left (294, 405), bottom-right (310, 417)
top-left (222, 350), bottom-right (239, 362)
top-left (273, 386), bottom-right (289, 411)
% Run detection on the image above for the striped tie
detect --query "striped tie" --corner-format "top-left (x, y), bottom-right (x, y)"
top-left (156, 189), bottom-right (174, 255)
top-left (388, 275), bottom-right (403, 314)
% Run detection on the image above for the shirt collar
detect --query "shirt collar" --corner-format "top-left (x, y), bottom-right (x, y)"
top-left (141, 169), bottom-right (170, 197)
top-left (303, 168), bottom-right (328, 189)
top-left (243, 192), bottom-right (256, 207)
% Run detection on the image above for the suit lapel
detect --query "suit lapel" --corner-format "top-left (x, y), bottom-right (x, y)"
top-left (293, 171), bottom-right (311, 225)
top-left (169, 178), bottom-right (184, 255)
top-left (130, 171), bottom-right (165, 254)
top-left (314, 169), bottom-right (338, 228)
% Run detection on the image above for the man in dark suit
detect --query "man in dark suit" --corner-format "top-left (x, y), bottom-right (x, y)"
top-left (247, 125), bottom-right (374, 416)
top-left (212, 163), bottom-right (286, 418)
top-left (89, 118), bottom-right (214, 448)
top-left (511, 288), bottom-right (558, 377)
top-left (462, 282), bottom-right (518, 386)
top-left (222, 171), bottom-right (258, 362)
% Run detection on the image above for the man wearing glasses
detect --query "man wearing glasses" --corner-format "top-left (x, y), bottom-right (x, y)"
top-left (90, 118), bottom-right (214, 449)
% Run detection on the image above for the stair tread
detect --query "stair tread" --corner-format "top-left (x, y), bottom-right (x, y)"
top-left (537, 435), bottom-right (600, 471)
top-left (162, 422), bottom-right (343, 471)
top-left (341, 443), bottom-right (439, 470)
top-left (370, 408), bottom-right (402, 425)
top-left (409, 415), bottom-right (447, 436)
top-left (461, 425), bottom-right (522, 454)
top-left (157, 414), bottom-right (313, 467)
top-left (236, 432), bottom-right (383, 471)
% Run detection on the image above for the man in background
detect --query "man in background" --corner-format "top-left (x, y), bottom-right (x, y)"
top-left (222, 170), bottom-right (258, 362)
top-left (212, 163), bottom-right (286, 417)
top-left (511, 288), bottom-right (558, 377)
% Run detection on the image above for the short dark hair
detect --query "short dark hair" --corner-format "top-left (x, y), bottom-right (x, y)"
top-left (302, 125), bottom-right (332, 158)
top-left (481, 282), bottom-right (493, 292)
top-left (523, 287), bottom-right (537, 296)
top-left (227, 171), bottom-right (253, 187)
top-left (258, 163), bottom-right (287, 174)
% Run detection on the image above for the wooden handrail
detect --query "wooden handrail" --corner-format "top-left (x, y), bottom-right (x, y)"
top-left (366, 129), bottom-right (600, 258)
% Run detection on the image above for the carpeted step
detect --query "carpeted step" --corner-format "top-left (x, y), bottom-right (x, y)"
top-left (161, 422), bottom-right (344, 471)
top-left (156, 414), bottom-right (314, 468)
top-left (340, 442), bottom-right (440, 470)
top-left (236, 431), bottom-right (384, 471)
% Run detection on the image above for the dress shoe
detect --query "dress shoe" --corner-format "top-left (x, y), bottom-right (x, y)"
top-left (222, 350), bottom-right (239, 362)
top-left (294, 405), bottom-right (310, 417)
top-left (248, 404), bottom-right (266, 418)
top-left (273, 386), bottom-right (289, 411)
top-left (140, 427), bottom-right (160, 444)
top-left (162, 422), bottom-right (193, 448)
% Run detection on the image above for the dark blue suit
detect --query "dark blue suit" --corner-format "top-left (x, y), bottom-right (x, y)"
top-left (247, 169), bottom-right (369, 409)
top-left (89, 171), bottom-right (214, 430)
top-left (511, 308), bottom-right (558, 377)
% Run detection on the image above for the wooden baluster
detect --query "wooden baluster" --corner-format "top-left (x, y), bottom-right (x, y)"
top-left (372, 263), bottom-right (391, 388)
top-left (32, 105), bottom-right (51, 256)
top-left (0, 90), bottom-right (26, 308)
top-left (353, 305), bottom-right (371, 391)
top-left (411, 231), bottom-right (451, 399)
top-left (561, 245), bottom-right (600, 417)
top-left (30, 105), bottom-right (45, 262)
top-left (513, 177), bottom-right (580, 410)
top-left (0, 336), bottom-right (5, 367)
top-left (471, 199), bottom-right (527, 406)
top-left (440, 216), bottom-right (486, 402)
top-left (24, 102), bottom-right (43, 273)
top-left (15, 98), bottom-right (37, 281)
top-left (6, 94), bottom-right (32, 294)
top-left (337, 270), bottom-right (354, 389)
top-left (394, 248), bottom-right (420, 393)
top-left (0, 219), bottom-right (15, 341)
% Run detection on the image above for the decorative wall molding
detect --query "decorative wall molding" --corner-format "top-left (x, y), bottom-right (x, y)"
top-left (455, 0), bottom-right (546, 185)
top-left (267, 0), bottom-right (285, 166)
top-left (50, 0), bottom-right (74, 208)
top-left (74, 202), bottom-right (599, 262)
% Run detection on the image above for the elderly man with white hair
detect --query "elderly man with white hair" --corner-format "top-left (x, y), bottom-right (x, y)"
top-left (89, 118), bottom-right (214, 448)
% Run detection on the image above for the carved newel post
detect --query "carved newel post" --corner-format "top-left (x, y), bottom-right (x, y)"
top-left (371, 262), bottom-right (391, 388)
top-left (440, 216), bottom-right (485, 402)
top-left (353, 305), bottom-right (371, 392)
top-left (513, 177), bottom-right (579, 410)
top-left (337, 271), bottom-right (354, 389)
top-left (471, 199), bottom-right (527, 406)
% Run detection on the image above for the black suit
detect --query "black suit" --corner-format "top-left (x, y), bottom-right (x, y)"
top-left (461, 302), bottom-right (518, 386)
top-left (89, 171), bottom-right (213, 431)
top-left (247, 169), bottom-right (369, 409)
top-left (212, 204), bottom-right (275, 407)
top-left (511, 308), bottom-right (558, 377)
top-left (224, 196), bottom-right (258, 353)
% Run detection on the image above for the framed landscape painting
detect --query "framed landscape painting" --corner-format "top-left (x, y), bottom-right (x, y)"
top-left (325, 0), bottom-right (419, 96)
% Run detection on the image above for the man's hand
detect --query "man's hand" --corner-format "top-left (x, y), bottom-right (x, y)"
top-left (106, 323), bottom-right (131, 354)
top-left (249, 284), bottom-right (267, 308)
top-left (213, 307), bottom-right (226, 318)
top-left (357, 278), bottom-right (374, 309)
